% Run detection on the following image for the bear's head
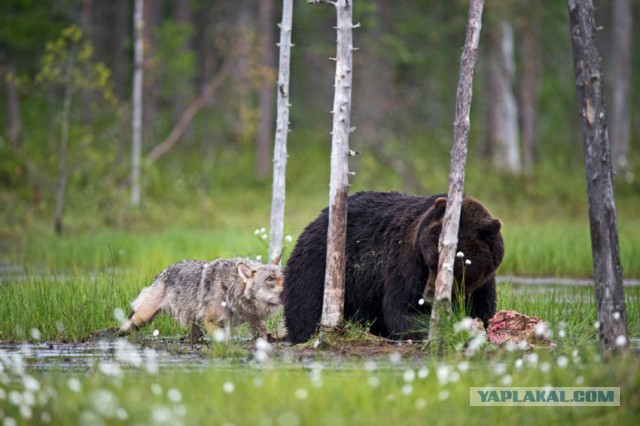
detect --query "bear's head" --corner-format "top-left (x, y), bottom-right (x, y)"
top-left (417, 196), bottom-right (504, 301)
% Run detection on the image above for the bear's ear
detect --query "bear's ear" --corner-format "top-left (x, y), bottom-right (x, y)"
top-left (432, 197), bottom-right (447, 220)
top-left (481, 219), bottom-right (502, 236)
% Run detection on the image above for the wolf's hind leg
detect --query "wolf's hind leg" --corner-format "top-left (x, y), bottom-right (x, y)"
top-left (119, 283), bottom-right (165, 333)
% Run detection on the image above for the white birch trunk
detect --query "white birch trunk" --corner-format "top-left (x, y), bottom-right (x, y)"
top-left (268, 0), bottom-right (294, 263)
top-left (489, 20), bottom-right (520, 174)
top-left (131, 0), bottom-right (144, 206)
top-left (314, 0), bottom-right (355, 330)
top-left (429, 0), bottom-right (484, 341)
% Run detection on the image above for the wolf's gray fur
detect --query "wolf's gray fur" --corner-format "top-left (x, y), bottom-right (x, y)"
top-left (119, 257), bottom-right (284, 340)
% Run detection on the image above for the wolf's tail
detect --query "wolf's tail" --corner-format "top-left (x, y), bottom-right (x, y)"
top-left (119, 276), bottom-right (167, 333)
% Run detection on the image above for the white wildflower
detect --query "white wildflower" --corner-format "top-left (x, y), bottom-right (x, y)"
top-left (417, 367), bottom-right (429, 379)
top-left (594, 320), bottom-right (600, 330)
top-left (222, 382), bottom-right (235, 394)
top-left (418, 298), bottom-right (425, 306)
top-left (153, 329), bottom-right (160, 337)
top-left (539, 362), bottom-right (551, 373)
top-left (436, 365), bottom-right (451, 385)
top-left (501, 374), bottom-right (513, 386)
top-left (285, 235), bottom-right (293, 243)
top-left (456, 251), bottom-right (465, 258)
top-left (402, 384), bottom-right (413, 395)
top-left (363, 360), bottom-right (377, 372)
top-left (367, 376), bottom-right (380, 388)
top-left (30, 329), bottom-right (41, 341)
top-left (557, 356), bottom-right (569, 368)
top-left (615, 335), bottom-right (627, 347)
top-left (167, 388), bottom-right (182, 403)
top-left (465, 259), bottom-right (472, 265)
top-left (295, 389), bottom-right (308, 400)
top-left (438, 390), bottom-right (450, 401)
top-left (403, 369), bottom-right (416, 383)
top-left (453, 317), bottom-right (474, 334)
top-left (613, 312), bottom-right (621, 320)
top-left (457, 361), bottom-right (470, 373)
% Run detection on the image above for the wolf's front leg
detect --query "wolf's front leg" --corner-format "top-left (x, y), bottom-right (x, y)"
top-left (250, 320), bottom-right (269, 340)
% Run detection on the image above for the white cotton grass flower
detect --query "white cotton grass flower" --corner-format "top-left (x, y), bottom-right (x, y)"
top-left (151, 384), bottom-right (163, 396)
top-left (388, 351), bottom-right (401, 364)
top-left (285, 235), bottom-right (293, 243)
top-left (417, 367), bottom-right (429, 379)
top-left (436, 365), bottom-right (451, 385)
top-left (295, 389), bottom-right (308, 400)
top-left (613, 312), bottom-right (621, 320)
top-left (3, 417), bottom-right (16, 426)
top-left (22, 375), bottom-right (40, 392)
top-left (368, 376), bottom-right (380, 388)
top-left (575, 376), bottom-right (585, 385)
top-left (415, 398), bottom-right (427, 410)
top-left (514, 358), bottom-right (524, 370)
top-left (557, 355), bottom-right (569, 368)
top-left (492, 362), bottom-right (507, 376)
top-left (363, 360), bottom-right (377, 372)
top-left (594, 320), bottom-right (600, 330)
top-left (403, 369), bottom-right (416, 383)
top-left (457, 361), bottom-right (470, 373)
top-left (525, 352), bottom-right (539, 367)
top-left (167, 388), bottom-right (182, 403)
top-left (615, 335), bottom-right (627, 347)
top-left (115, 338), bottom-right (142, 367)
top-left (212, 329), bottom-right (227, 343)
top-left (418, 298), bottom-right (425, 306)
top-left (29, 328), bottom-right (41, 341)
top-left (534, 321), bottom-right (551, 339)
top-left (153, 329), bottom-right (160, 337)
top-left (456, 251), bottom-right (465, 258)
top-left (261, 234), bottom-right (268, 240)
top-left (501, 374), bottom-right (513, 386)
top-left (465, 259), bottom-right (472, 265)
top-left (539, 362), bottom-right (551, 373)
top-left (113, 308), bottom-right (127, 327)
top-left (222, 382), bottom-right (235, 394)
top-left (464, 332), bottom-right (487, 356)
top-left (402, 384), bottom-right (413, 396)
top-left (144, 348), bottom-right (159, 374)
top-left (254, 229), bottom-right (261, 236)
top-left (453, 317), bottom-right (474, 334)
top-left (115, 407), bottom-right (128, 421)
top-left (438, 390), bottom-right (450, 401)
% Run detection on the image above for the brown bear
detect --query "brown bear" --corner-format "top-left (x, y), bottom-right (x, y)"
top-left (282, 191), bottom-right (504, 343)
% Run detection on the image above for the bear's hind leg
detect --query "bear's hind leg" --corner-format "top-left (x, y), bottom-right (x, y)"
top-left (120, 283), bottom-right (165, 334)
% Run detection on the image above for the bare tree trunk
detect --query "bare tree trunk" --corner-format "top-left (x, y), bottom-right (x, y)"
top-left (520, 0), bottom-right (541, 177)
top-left (146, 57), bottom-right (233, 164)
top-left (268, 0), bottom-right (294, 262)
top-left (4, 58), bottom-right (22, 147)
top-left (609, 0), bottom-right (632, 174)
top-left (310, 0), bottom-right (356, 332)
top-left (429, 0), bottom-right (484, 342)
top-left (487, 19), bottom-right (520, 174)
top-left (567, 0), bottom-right (628, 352)
top-left (54, 45), bottom-right (77, 235)
top-left (256, 0), bottom-right (276, 180)
top-left (131, 0), bottom-right (144, 206)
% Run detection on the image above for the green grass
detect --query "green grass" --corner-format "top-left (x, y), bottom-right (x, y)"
top-left (0, 347), bottom-right (638, 425)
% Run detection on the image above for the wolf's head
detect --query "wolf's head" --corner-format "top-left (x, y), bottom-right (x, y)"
top-left (238, 258), bottom-right (285, 306)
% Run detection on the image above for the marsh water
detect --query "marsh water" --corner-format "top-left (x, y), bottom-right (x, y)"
top-left (1, 262), bottom-right (639, 371)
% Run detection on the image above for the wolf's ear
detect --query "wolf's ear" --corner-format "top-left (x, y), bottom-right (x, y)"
top-left (271, 254), bottom-right (283, 266)
top-left (237, 263), bottom-right (255, 282)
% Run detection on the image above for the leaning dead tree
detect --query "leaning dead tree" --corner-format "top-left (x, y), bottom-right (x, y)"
top-left (567, 0), bottom-right (628, 352)
top-left (131, 0), bottom-right (143, 206)
top-left (146, 57), bottom-right (233, 164)
top-left (309, 0), bottom-right (356, 333)
top-left (268, 0), bottom-right (294, 263)
top-left (429, 0), bottom-right (484, 341)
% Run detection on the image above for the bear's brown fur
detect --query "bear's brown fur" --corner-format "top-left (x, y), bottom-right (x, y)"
top-left (282, 191), bottom-right (504, 343)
